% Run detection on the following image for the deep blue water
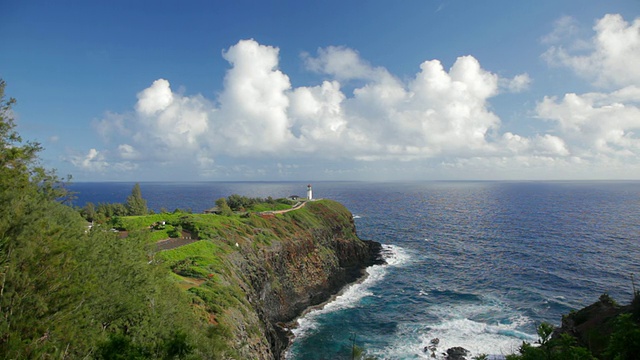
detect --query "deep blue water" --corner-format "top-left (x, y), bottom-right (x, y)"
top-left (68, 181), bottom-right (640, 359)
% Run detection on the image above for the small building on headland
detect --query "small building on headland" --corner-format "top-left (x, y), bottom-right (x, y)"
top-left (307, 184), bottom-right (313, 200)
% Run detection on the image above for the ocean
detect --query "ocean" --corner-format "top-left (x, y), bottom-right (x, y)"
top-left (68, 181), bottom-right (640, 359)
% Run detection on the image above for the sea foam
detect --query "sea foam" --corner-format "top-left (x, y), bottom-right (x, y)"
top-left (377, 297), bottom-right (536, 359)
top-left (286, 244), bottom-right (408, 358)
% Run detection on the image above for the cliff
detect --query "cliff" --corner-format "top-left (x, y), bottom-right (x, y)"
top-left (154, 199), bottom-right (383, 359)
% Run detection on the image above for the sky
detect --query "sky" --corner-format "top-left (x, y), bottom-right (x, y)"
top-left (1, 0), bottom-right (639, 181)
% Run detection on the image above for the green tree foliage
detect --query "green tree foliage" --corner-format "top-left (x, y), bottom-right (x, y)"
top-left (226, 194), bottom-right (247, 211)
top-left (88, 202), bottom-right (128, 223)
top-left (506, 293), bottom-right (640, 360)
top-left (506, 322), bottom-right (596, 360)
top-left (126, 183), bottom-right (148, 216)
top-left (215, 197), bottom-right (233, 216)
top-left (604, 313), bottom-right (640, 360)
top-left (0, 80), bottom-right (213, 358)
top-left (224, 194), bottom-right (292, 212)
top-left (169, 224), bottom-right (183, 238)
top-left (0, 79), bottom-right (42, 187)
top-left (81, 201), bottom-right (97, 222)
top-left (81, 185), bottom-right (149, 223)
top-left (0, 78), bottom-right (82, 357)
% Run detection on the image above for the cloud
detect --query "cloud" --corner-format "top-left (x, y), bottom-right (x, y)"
top-left (541, 16), bottom-right (580, 45)
top-left (500, 132), bottom-right (569, 157)
top-left (532, 13), bottom-right (640, 178)
top-left (536, 86), bottom-right (640, 159)
top-left (502, 73), bottom-right (532, 93)
top-left (216, 39), bottom-right (293, 154)
top-left (91, 40), bottom-right (515, 169)
top-left (289, 53), bottom-right (506, 160)
top-left (543, 14), bottom-right (640, 88)
top-left (303, 46), bottom-right (390, 81)
top-left (69, 148), bottom-right (139, 173)
top-left (78, 39), bottom-right (546, 176)
top-left (136, 79), bottom-right (174, 115)
top-left (134, 80), bottom-right (210, 152)
top-left (96, 78), bottom-right (213, 162)
top-left (118, 144), bottom-right (140, 160)
top-left (70, 148), bottom-right (109, 172)
top-left (534, 134), bottom-right (570, 156)
top-left (94, 111), bottom-right (130, 142)
top-left (75, 30), bottom-right (640, 179)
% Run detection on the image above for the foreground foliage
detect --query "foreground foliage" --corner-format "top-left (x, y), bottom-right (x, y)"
top-left (0, 80), bottom-right (225, 359)
top-left (507, 293), bottom-right (640, 360)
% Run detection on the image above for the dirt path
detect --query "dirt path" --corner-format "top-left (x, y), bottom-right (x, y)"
top-left (260, 200), bottom-right (309, 215)
top-left (156, 230), bottom-right (198, 251)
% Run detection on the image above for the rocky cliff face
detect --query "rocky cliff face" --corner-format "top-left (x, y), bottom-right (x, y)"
top-left (186, 200), bottom-right (383, 359)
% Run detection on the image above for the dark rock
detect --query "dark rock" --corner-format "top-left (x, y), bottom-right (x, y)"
top-left (232, 200), bottom-right (384, 359)
top-left (445, 346), bottom-right (469, 360)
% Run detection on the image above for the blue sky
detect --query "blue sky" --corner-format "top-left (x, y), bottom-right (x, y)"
top-left (1, 1), bottom-right (639, 181)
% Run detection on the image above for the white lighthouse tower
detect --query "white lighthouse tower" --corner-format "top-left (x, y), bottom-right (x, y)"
top-left (307, 184), bottom-right (313, 200)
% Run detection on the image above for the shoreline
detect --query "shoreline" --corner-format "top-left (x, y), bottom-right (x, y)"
top-left (279, 241), bottom-right (386, 359)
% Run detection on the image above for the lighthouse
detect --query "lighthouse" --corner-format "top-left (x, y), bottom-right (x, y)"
top-left (307, 184), bottom-right (313, 200)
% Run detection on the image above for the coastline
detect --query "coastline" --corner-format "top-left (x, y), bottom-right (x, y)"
top-left (281, 240), bottom-right (386, 359)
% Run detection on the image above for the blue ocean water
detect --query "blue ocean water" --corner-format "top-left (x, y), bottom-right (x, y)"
top-left (68, 181), bottom-right (640, 359)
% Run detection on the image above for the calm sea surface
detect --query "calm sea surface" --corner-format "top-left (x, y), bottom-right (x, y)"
top-left (68, 181), bottom-right (640, 359)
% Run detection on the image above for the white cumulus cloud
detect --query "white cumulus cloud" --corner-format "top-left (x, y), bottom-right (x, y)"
top-left (75, 27), bottom-right (640, 179)
top-left (135, 79), bottom-right (174, 115)
top-left (303, 46), bottom-right (387, 81)
top-left (502, 73), bottom-right (532, 93)
top-left (543, 14), bottom-right (640, 88)
top-left (537, 87), bottom-right (640, 158)
top-left (71, 148), bottom-right (107, 171)
top-left (69, 148), bottom-right (139, 173)
top-left (216, 39), bottom-right (293, 154)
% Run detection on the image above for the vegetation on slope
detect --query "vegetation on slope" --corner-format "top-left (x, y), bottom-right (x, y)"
top-left (0, 79), bottom-right (226, 359)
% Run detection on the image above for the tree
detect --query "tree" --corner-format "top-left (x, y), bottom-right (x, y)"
top-left (506, 322), bottom-right (595, 360)
top-left (226, 194), bottom-right (244, 211)
top-left (605, 314), bottom-right (640, 360)
top-left (215, 197), bottom-right (233, 216)
top-left (81, 202), bottom-right (97, 222)
top-left (0, 80), bottom-right (212, 358)
top-left (0, 79), bottom-right (85, 357)
top-left (126, 183), bottom-right (148, 216)
top-left (0, 79), bottom-right (40, 187)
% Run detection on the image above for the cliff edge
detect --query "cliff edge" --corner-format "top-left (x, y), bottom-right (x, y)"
top-left (155, 199), bottom-right (383, 359)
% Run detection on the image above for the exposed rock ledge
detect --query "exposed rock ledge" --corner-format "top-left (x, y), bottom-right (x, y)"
top-left (198, 199), bottom-right (383, 359)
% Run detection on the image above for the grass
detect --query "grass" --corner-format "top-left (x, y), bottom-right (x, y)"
top-left (248, 203), bottom-right (292, 212)
top-left (281, 203), bottom-right (323, 228)
top-left (148, 226), bottom-right (173, 241)
top-left (158, 239), bottom-right (250, 325)
top-left (156, 240), bottom-right (230, 277)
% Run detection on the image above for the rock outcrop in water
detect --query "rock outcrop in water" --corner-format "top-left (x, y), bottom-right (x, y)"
top-left (445, 346), bottom-right (470, 360)
top-left (159, 199), bottom-right (383, 359)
